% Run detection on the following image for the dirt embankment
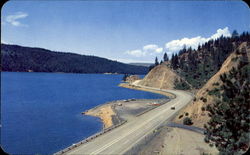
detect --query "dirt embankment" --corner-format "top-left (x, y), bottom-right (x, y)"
top-left (138, 64), bottom-right (181, 89)
top-left (174, 42), bottom-right (250, 128)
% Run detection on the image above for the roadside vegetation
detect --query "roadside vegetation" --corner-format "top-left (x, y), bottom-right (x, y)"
top-left (204, 60), bottom-right (250, 154)
top-left (174, 79), bottom-right (191, 90)
top-left (183, 117), bottom-right (193, 125)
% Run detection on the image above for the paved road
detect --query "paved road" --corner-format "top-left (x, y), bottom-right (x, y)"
top-left (61, 86), bottom-right (193, 155)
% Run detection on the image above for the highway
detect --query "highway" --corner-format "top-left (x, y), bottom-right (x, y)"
top-left (60, 85), bottom-right (193, 155)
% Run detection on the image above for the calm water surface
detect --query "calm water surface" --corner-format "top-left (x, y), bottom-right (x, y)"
top-left (1, 72), bottom-right (165, 154)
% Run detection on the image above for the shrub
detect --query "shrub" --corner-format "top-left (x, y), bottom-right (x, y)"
top-left (185, 112), bottom-right (189, 116)
top-left (178, 115), bottom-right (183, 119)
top-left (204, 136), bottom-right (210, 143)
top-left (231, 57), bottom-right (238, 62)
top-left (202, 98), bottom-right (207, 103)
top-left (174, 79), bottom-right (190, 90)
top-left (183, 117), bottom-right (193, 125)
top-left (208, 88), bottom-right (220, 97)
top-left (201, 107), bottom-right (206, 111)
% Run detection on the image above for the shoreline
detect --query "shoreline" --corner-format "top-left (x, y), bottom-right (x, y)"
top-left (83, 82), bottom-right (173, 129)
top-left (2, 71), bottom-right (145, 76)
top-left (118, 83), bottom-right (175, 98)
top-left (83, 103), bottom-right (115, 129)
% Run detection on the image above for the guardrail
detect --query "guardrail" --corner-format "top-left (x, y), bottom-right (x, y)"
top-left (54, 120), bottom-right (127, 155)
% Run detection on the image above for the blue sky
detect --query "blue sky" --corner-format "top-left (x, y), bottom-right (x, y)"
top-left (1, 0), bottom-right (249, 63)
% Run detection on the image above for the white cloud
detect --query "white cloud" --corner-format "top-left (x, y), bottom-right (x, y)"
top-left (125, 27), bottom-right (231, 59)
top-left (165, 27), bottom-right (231, 53)
top-left (126, 44), bottom-right (163, 57)
top-left (165, 36), bottom-right (207, 52)
top-left (210, 27), bottom-right (231, 40)
top-left (6, 12), bottom-right (28, 27)
top-left (125, 49), bottom-right (146, 57)
top-left (143, 44), bottom-right (163, 53)
top-left (155, 48), bottom-right (163, 53)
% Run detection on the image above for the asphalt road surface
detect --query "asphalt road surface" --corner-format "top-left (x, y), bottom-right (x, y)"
top-left (61, 86), bottom-right (193, 155)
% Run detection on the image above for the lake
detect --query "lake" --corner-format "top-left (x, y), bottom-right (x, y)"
top-left (1, 72), bottom-right (165, 155)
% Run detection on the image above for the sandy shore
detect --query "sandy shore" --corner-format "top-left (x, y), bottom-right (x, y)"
top-left (84, 104), bottom-right (115, 128)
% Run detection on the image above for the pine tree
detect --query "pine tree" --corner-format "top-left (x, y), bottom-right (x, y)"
top-left (171, 53), bottom-right (175, 64)
top-left (175, 53), bottom-right (179, 68)
top-left (204, 63), bottom-right (250, 154)
top-left (170, 53), bottom-right (179, 69)
top-left (163, 52), bottom-right (169, 62)
top-left (155, 57), bottom-right (159, 66)
top-left (232, 30), bottom-right (239, 38)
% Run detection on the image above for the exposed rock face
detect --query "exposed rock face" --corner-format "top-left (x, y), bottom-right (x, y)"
top-left (138, 64), bottom-right (182, 89)
top-left (125, 75), bottom-right (140, 83)
top-left (174, 42), bottom-right (250, 128)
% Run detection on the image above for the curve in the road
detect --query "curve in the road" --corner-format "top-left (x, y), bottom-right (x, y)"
top-left (56, 85), bottom-right (193, 155)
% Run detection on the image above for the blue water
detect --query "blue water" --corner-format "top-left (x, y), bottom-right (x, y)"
top-left (1, 72), bottom-right (165, 155)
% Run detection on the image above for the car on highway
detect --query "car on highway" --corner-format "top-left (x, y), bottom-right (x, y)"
top-left (171, 106), bottom-right (175, 110)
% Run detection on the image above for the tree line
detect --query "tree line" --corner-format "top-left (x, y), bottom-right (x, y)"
top-left (1, 44), bottom-right (148, 74)
top-left (149, 31), bottom-right (250, 88)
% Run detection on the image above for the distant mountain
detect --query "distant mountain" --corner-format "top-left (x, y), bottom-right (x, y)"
top-left (1, 44), bottom-right (148, 74)
top-left (129, 63), bottom-right (153, 67)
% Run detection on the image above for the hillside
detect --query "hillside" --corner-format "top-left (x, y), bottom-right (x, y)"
top-left (1, 44), bottom-right (148, 74)
top-left (138, 63), bottom-right (190, 89)
top-left (174, 42), bottom-right (249, 128)
top-left (171, 32), bottom-right (250, 89)
top-left (137, 32), bottom-right (249, 128)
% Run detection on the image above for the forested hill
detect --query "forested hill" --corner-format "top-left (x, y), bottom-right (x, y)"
top-left (169, 31), bottom-right (250, 88)
top-left (1, 44), bottom-right (148, 74)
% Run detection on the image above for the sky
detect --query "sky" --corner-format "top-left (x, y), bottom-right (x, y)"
top-left (1, 0), bottom-right (250, 63)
